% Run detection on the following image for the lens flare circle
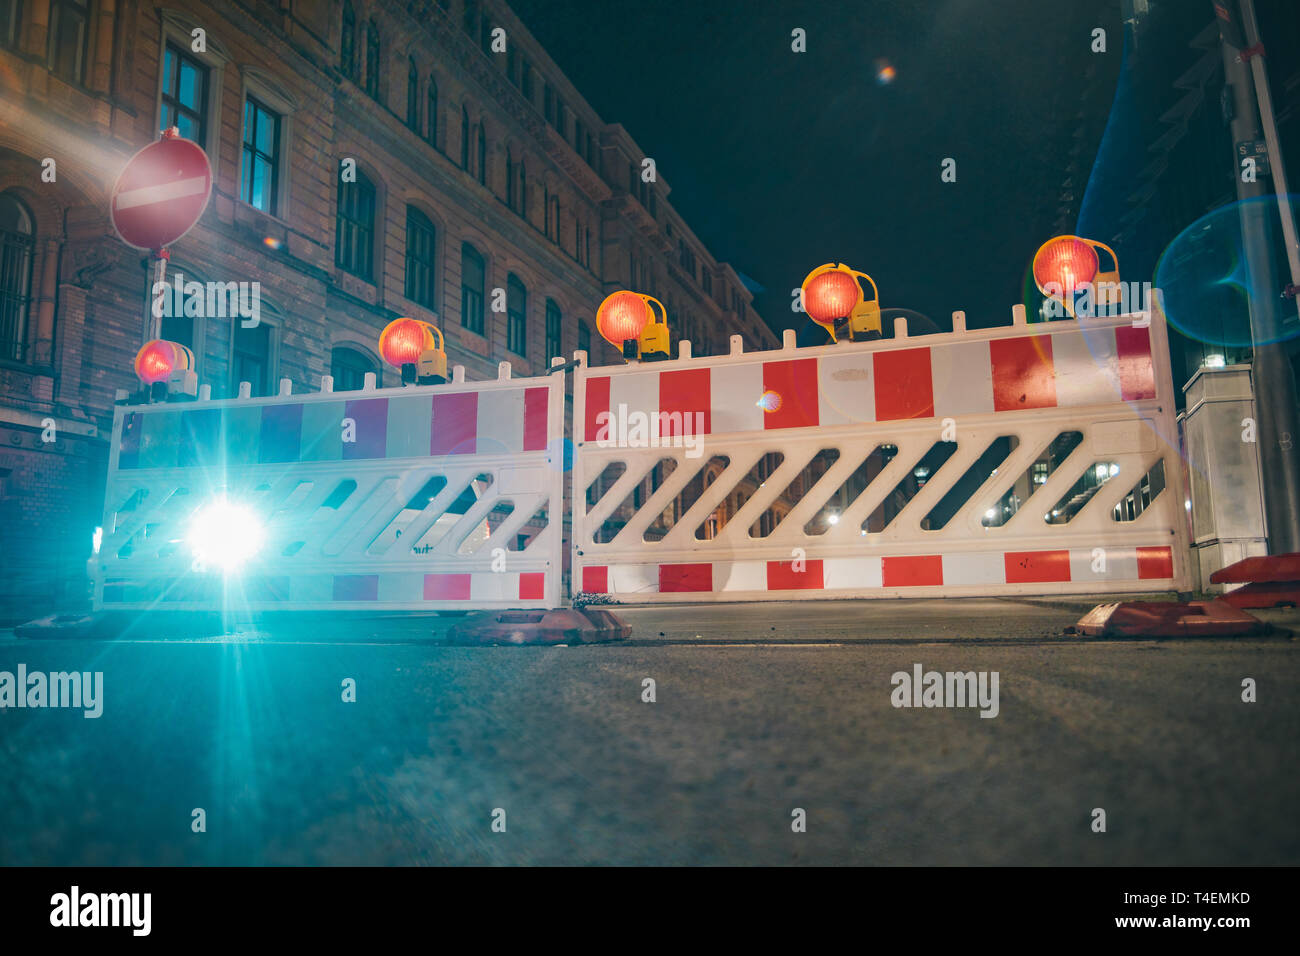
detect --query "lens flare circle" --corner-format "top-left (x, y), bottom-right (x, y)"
top-left (1155, 194), bottom-right (1300, 349)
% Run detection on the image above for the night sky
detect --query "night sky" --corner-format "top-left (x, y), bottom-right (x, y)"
top-left (510, 0), bottom-right (1123, 335)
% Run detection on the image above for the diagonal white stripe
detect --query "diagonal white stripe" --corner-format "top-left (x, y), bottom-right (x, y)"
top-left (115, 175), bottom-right (208, 210)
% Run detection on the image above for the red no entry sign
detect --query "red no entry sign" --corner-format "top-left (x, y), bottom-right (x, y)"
top-left (110, 131), bottom-right (212, 252)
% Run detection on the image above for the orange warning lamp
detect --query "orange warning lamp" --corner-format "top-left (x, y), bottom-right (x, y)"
top-left (380, 317), bottom-right (446, 384)
top-left (134, 338), bottom-right (196, 402)
top-left (134, 339), bottom-right (191, 384)
top-left (596, 290), bottom-right (669, 362)
top-left (1032, 235), bottom-right (1120, 316)
top-left (801, 263), bottom-right (881, 342)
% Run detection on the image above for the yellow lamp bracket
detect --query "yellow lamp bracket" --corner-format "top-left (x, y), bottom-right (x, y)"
top-left (845, 268), bottom-right (882, 341)
top-left (637, 295), bottom-right (670, 361)
top-left (417, 321), bottom-right (447, 383)
top-left (1086, 239), bottom-right (1122, 308)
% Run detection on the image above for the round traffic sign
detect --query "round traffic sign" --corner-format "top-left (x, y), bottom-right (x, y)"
top-left (110, 132), bottom-right (212, 252)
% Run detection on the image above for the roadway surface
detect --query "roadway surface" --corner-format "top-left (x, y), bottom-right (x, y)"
top-left (1, 597), bottom-right (1296, 865)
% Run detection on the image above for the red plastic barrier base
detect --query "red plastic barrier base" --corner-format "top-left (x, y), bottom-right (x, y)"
top-left (443, 607), bottom-right (631, 645)
top-left (1072, 600), bottom-right (1266, 638)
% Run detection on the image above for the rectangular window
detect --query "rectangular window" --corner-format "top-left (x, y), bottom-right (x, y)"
top-left (544, 84), bottom-right (554, 123)
top-left (578, 321), bottom-right (591, 355)
top-left (461, 245), bottom-right (485, 335)
top-left (404, 207), bottom-right (436, 308)
top-left (1, 0), bottom-right (22, 50)
top-left (507, 294), bottom-right (526, 355)
top-left (160, 42), bottom-right (209, 146)
top-left (232, 322), bottom-right (271, 397)
top-left (240, 96), bottom-right (281, 213)
top-left (336, 173), bottom-right (376, 281)
top-left (545, 300), bottom-right (561, 362)
top-left (521, 60), bottom-right (534, 101)
top-left (48, 0), bottom-right (89, 85)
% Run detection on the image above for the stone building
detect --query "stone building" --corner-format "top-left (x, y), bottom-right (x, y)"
top-left (0, 0), bottom-right (775, 619)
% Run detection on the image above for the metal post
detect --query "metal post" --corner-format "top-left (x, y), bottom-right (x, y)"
top-left (1216, 0), bottom-right (1300, 552)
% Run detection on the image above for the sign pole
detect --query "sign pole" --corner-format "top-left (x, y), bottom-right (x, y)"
top-left (148, 248), bottom-right (169, 342)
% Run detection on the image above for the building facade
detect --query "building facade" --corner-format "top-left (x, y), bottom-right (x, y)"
top-left (0, 0), bottom-right (775, 620)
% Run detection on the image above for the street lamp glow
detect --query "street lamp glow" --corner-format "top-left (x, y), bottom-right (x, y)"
top-left (188, 497), bottom-right (265, 572)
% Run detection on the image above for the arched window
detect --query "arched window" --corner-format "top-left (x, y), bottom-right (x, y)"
top-left (545, 299), bottom-right (561, 363)
top-left (364, 20), bottom-right (380, 99)
top-left (506, 273), bottom-right (526, 356)
top-left (330, 346), bottom-right (377, 392)
top-left (406, 57), bottom-right (419, 130)
top-left (476, 122), bottom-right (487, 186)
top-left (336, 167), bottom-right (376, 280)
top-left (340, 1), bottom-right (358, 81)
top-left (0, 193), bottom-right (34, 362)
top-left (460, 242), bottom-right (485, 335)
top-left (404, 206), bottom-right (436, 308)
top-left (460, 106), bottom-right (470, 169)
top-left (426, 76), bottom-right (438, 146)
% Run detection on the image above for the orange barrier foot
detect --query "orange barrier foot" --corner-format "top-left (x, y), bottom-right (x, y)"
top-left (1210, 553), bottom-right (1300, 608)
top-left (1070, 599), bottom-right (1266, 638)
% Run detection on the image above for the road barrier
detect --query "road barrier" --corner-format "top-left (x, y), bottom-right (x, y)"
top-left (94, 363), bottom-right (565, 611)
top-left (571, 309), bottom-right (1191, 603)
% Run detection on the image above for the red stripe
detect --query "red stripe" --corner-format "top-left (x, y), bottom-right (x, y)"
top-left (660, 562), bottom-right (713, 592)
top-left (518, 572), bottom-right (546, 600)
top-left (873, 346), bottom-right (935, 421)
top-left (1004, 550), bottom-right (1072, 584)
top-left (761, 358), bottom-right (819, 430)
top-left (523, 386), bottom-right (549, 451)
top-left (423, 573), bottom-right (472, 600)
top-left (991, 336), bottom-right (1057, 411)
top-left (767, 559), bottom-right (824, 590)
top-left (584, 376), bottom-right (611, 442)
top-left (1115, 326), bottom-right (1156, 401)
top-left (882, 555), bottom-right (944, 587)
top-left (333, 574), bottom-right (379, 601)
top-left (658, 367), bottom-right (711, 437)
top-left (1137, 546), bottom-right (1174, 579)
top-left (430, 391), bottom-right (478, 456)
top-left (582, 565), bottom-right (608, 593)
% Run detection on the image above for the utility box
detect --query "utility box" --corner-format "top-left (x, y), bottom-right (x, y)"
top-left (1181, 365), bottom-right (1268, 591)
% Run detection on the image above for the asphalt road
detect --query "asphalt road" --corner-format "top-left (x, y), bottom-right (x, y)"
top-left (1, 598), bottom-right (1297, 865)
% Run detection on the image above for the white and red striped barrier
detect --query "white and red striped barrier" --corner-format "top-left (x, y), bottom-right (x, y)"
top-left (94, 362), bottom-right (566, 612)
top-left (571, 309), bottom-right (1192, 604)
